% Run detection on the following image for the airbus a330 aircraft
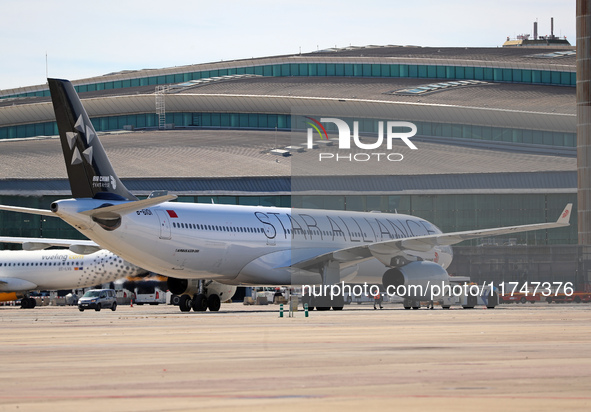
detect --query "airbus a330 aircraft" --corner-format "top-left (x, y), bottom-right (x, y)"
top-left (0, 78), bottom-right (572, 312)
top-left (0, 236), bottom-right (145, 308)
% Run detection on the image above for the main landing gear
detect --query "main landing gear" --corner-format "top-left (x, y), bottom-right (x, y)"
top-left (301, 294), bottom-right (345, 311)
top-left (177, 293), bottom-right (222, 312)
top-left (301, 260), bottom-right (345, 311)
top-left (20, 297), bottom-right (37, 309)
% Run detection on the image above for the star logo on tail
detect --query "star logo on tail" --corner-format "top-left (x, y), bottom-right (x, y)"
top-left (68, 115), bottom-right (94, 166)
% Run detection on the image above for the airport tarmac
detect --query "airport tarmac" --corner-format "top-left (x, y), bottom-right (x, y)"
top-left (0, 303), bottom-right (590, 411)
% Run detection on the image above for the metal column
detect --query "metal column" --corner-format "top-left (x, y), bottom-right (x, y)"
top-left (577, 0), bottom-right (591, 245)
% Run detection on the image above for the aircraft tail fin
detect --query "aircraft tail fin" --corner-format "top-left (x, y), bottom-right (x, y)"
top-left (47, 78), bottom-right (137, 201)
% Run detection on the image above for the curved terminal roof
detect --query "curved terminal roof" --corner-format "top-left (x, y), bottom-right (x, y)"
top-left (0, 45), bottom-right (577, 197)
top-left (1, 45), bottom-right (576, 97)
top-left (0, 129), bottom-right (575, 196)
top-left (0, 77), bottom-right (575, 134)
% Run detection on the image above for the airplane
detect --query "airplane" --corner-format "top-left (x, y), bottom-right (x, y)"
top-left (0, 236), bottom-right (237, 310)
top-left (0, 78), bottom-right (572, 312)
top-left (0, 236), bottom-right (146, 308)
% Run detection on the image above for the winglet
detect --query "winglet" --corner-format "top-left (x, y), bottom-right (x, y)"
top-left (557, 203), bottom-right (573, 225)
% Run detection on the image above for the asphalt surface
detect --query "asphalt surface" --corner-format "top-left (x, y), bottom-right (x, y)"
top-left (1, 302), bottom-right (590, 411)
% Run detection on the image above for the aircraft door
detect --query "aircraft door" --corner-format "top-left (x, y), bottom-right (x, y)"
top-left (155, 210), bottom-right (172, 240)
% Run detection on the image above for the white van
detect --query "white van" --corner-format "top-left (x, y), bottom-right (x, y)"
top-left (134, 285), bottom-right (167, 305)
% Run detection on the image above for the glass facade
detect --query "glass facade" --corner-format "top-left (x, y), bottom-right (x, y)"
top-left (2, 62), bottom-right (576, 100)
top-left (0, 193), bottom-right (577, 250)
top-left (0, 113), bottom-right (577, 149)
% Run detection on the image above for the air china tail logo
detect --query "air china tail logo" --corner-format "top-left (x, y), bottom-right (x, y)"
top-left (305, 117), bottom-right (417, 162)
top-left (562, 209), bottom-right (570, 218)
top-left (92, 175), bottom-right (116, 189)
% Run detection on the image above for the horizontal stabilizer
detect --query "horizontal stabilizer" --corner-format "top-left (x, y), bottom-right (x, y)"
top-left (69, 244), bottom-right (101, 254)
top-left (0, 205), bottom-right (54, 217)
top-left (80, 194), bottom-right (178, 219)
top-left (0, 236), bottom-right (99, 252)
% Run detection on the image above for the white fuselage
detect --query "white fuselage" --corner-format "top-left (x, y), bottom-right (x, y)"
top-left (53, 200), bottom-right (453, 286)
top-left (0, 249), bottom-right (144, 296)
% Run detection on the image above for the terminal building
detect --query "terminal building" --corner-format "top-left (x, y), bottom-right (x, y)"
top-left (0, 45), bottom-right (584, 287)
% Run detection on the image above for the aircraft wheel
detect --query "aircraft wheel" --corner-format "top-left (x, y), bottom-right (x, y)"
top-left (192, 293), bottom-right (208, 312)
top-left (207, 294), bottom-right (221, 312)
top-left (111, 302), bottom-right (117, 311)
top-left (171, 294), bottom-right (181, 306)
top-left (21, 298), bottom-right (35, 309)
top-left (332, 295), bottom-right (344, 310)
top-left (179, 294), bottom-right (192, 312)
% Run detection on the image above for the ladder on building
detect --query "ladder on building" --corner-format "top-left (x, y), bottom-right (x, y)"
top-left (155, 85), bottom-right (169, 130)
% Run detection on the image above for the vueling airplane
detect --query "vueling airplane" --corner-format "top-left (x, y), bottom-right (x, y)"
top-left (0, 78), bottom-right (571, 312)
top-left (0, 236), bottom-right (145, 308)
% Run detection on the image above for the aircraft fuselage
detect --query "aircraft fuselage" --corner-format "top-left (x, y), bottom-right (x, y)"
top-left (52, 199), bottom-right (453, 286)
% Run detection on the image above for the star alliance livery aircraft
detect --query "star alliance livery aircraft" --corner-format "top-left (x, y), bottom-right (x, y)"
top-left (0, 78), bottom-right (572, 312)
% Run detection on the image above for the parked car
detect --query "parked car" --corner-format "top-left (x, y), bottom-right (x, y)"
top-left (78, 289), bottom-right (117, 312)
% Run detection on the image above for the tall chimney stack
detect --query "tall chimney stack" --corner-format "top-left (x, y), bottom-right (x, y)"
top-left (534, 21), bottom-right (538, 39)
top-left (551, 17), bottom-right (554, 37)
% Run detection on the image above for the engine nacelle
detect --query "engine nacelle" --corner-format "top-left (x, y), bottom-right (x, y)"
top-left (167, 277), bottom-right (237, 301)
top-left (167, 278), bottom-right (199, 295)
top-left (382, 261), bottom-right (449, 300)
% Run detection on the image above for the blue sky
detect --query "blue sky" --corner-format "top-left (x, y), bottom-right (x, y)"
top-left (0, 0), bottom-right (575, 91)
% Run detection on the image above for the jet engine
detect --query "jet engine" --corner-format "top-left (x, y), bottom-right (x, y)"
top-left (382, 261), bottom-right (449, 300)
top-left (167, 277), bottom-right (199, 296)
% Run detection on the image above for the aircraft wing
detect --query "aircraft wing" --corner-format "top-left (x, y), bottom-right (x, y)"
top-left (0, 236), bottom-right (100, 254)
top-left (291, 203), bottom-right (572, 271)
